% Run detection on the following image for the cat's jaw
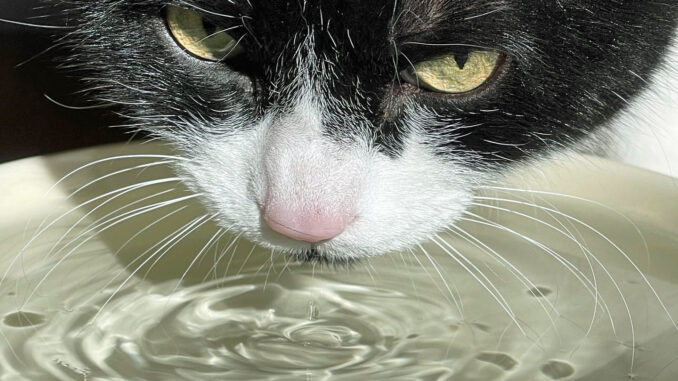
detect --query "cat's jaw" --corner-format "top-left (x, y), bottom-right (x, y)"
top-left (173, 97), bottom-right (476, 261)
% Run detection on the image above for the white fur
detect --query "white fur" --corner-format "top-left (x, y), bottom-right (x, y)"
top-left (171, 33), bottom-right (478, 260)
top-left (177, 95), bottom-right (475, 260)
top-left (606, 35), bottom-right (678, 178)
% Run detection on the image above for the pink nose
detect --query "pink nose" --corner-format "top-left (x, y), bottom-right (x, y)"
top-left (264, 205), bottom-right (353, 243)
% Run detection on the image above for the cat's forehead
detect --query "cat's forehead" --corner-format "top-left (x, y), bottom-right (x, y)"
top-left (218, 0), bottom-right (506, 37)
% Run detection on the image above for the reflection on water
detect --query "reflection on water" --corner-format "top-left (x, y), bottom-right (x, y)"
top-left (0, 143), bottom-right (677, 380)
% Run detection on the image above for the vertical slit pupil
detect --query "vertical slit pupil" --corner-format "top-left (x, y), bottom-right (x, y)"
top-left (454, 52), bottom-right (470, 70)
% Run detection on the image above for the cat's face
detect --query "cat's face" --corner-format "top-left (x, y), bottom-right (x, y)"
top-left (58, 0), bottom-right (676, 263)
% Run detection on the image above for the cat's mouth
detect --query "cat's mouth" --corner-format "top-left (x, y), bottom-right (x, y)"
top-left (288, 248), bottom-right (361, 267)
top-left (256, 217), bottom-right (361, 266)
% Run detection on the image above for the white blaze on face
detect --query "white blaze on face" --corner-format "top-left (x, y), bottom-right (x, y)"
top-left (261, 97), bottom-right (366, 243)
top-left (177, 96), bottom-right (478, 259)
top-left (175, 37), bottom-right (479, 260)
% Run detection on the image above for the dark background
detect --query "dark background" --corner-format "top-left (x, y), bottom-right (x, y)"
top-left (0, 0), bottom-right (130, 163)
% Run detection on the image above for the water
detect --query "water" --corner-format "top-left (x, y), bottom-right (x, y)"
top-left (0, 143), bottom-right (677, 380)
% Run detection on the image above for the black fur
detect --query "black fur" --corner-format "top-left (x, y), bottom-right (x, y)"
top-left (51, 0), bottom-right (677, 164)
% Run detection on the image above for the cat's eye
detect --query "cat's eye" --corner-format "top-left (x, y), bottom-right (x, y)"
top-left (166, 5), bottom-right (243, 61)
top-left (401, 50), bottom-right (504, 94)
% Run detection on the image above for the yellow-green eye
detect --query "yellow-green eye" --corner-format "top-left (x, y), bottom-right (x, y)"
top-left (166, 5), bottom-right (243, 61)
top-left (403, 50), bottom-right (503, 94)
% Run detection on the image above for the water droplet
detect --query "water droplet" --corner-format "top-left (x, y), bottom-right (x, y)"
top-left (528, 287), bottom-right (553, 298)
top-left (541, 360), bottom-right (575, 379)
top-left (476, 352), bottom-right (518, 371)
top-left (3, 311), bottom-right (46, 327)
top-left (307, 300), bottom-right (319, 321)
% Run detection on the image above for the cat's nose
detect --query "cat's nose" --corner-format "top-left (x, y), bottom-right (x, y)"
top-left (263, 204), bottom-right (354, 243)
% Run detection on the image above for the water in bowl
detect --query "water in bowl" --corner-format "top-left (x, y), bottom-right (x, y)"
top-left (0, 143), bottom-right (677, 380)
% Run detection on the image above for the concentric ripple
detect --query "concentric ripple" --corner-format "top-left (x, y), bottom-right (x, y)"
top-left (3, 144), bottom-right (678, 380)
top-left (5, 269), bottom-right (481, 380)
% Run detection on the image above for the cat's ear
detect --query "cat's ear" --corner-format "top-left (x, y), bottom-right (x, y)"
top-left (400, 50), bottom-right (505, 94)
top-left (166, 6), bottom-right (243, 62)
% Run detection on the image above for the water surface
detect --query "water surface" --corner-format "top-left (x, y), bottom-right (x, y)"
top-left (1, 144), bottom-right (677, 380)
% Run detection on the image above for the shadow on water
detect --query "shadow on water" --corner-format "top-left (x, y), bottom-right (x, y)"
top-left (40, 141), bottom-right (278, 286)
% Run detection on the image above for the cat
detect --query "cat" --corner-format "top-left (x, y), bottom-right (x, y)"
top-left (46, 0), bottom-right (677, 264)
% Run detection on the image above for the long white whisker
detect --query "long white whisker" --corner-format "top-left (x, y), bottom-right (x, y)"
top-left (461, 211), bottom-right (617, 334)
top-left (203, 233), bottom-right (243, 283)
top-left (406, 248), bottom-right (455, 312)
top-left (475, 195), bottom-right (676, 330)
top-left (447, 225), bottom-right (560, 329)
top-left (141, 215), bottom-right (216, 281)
top-left (6, 177), bottom-right (183, 300)
top-left (415, 244), bottom-right (465, 316)
top-left (66, 160), bottom-right (176, 199)
top-left (91, 215), bottom-right (211, 323)
top-left (142, 214), bottom-right (216, 280)
top-left (173, 229), bottom-right (227, 292)
top-left (19, 194), bottom-right (201, 308)
top-left (462, 211), bottom-right (637, 367)
top-left (479, 186), bottom-right (650, 261)
top-left (431, 235), bottom-right (526, 336)
top-left (482, 191), bottom-right (604, 340)
top-left (8, 177), bottom-right (183, 287)
top-left (79, 205), bottom-right (193, 305)
top-left (46, 154), bottom-right (187, 195)
top-left (45, 188), bottom-right (178, 262)
top-left (43, 187), bottom-right (189, 263)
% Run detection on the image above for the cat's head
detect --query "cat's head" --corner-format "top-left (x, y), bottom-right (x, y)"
top-left (57, 0), bottom-right (676, 263)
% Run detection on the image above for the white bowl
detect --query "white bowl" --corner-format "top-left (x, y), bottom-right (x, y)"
top-left (0, 143), bottom-right (677, 380)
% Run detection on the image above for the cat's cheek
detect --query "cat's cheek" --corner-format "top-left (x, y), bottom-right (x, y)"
top-left (171, 128), bottom-right (267, 235)
top-left (317, 139), bottom-right (476, 258)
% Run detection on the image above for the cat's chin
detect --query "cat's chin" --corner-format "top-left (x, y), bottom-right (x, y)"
top-left (283, 248), bottom-right (363, 267)
top-left (250, 226), bottom-right (369, 266)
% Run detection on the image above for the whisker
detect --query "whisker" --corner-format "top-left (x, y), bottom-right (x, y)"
top-left (235, 244), bottom-right (258, 277)
top-left (462, 210), bottom-right (617, 333)
top-left (203, 233), bottom-right (243, 283)
top-left (66, 160), bottom-right (177, 199)
top-left (178, 1), bottom-right (238, 19)
top-left (173, 228), bottom-right (226, 292)
top-left (430, 235), bottom-right (526, 336)
top-left (3, 177), bottom-right (184, 293)
top-left (462, 211), bottom-right (637, 367)
top-left (447, 225), bottom-right (560, 329)
top-left (401, 41), bottom-right (495, 50)
top-left (43, 94), bottom-right (113, 110)
top-left (196, 25), bottom-right (243, 44)
top-left (479, 186), bottom-right (651, 261)
top-left (19, 194), bottom-right (202, 309)
top-left (46, 188), bottom-right (178, 262)
top-left (142, 214), bottom-right (216, 281)
top-left (0, 17), bottom-right (72, 29)
top-left (79, 205), bottom-right (193, 304)
top-left (490, 190), bottom-right (605, 340)
top-left (46, 154), bottom-right (187, 196)
top-left (475, 195), bottom-right (676, 330)
top-left (90, 215), bottom-right (212, 323)
top-left (415, 244), bottom-right (465, 317)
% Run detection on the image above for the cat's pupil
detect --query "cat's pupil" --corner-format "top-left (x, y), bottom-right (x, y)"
top-left (454, 52), bottom-right (469, 70)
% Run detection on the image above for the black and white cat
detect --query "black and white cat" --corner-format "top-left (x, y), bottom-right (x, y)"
top-left (50, 0), bottom-right (677, 263)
